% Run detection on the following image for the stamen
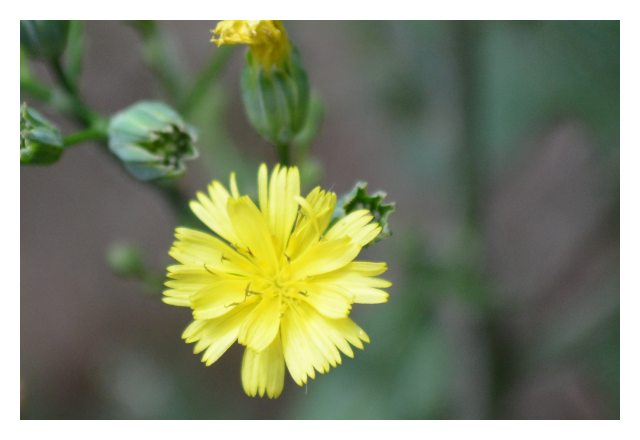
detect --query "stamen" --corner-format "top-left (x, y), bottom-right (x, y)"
top-left (204, 264), bottom-right (215, 275)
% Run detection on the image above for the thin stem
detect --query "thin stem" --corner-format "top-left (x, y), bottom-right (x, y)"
top-left (277, 143), bottom-right (290, 167)
top-left (456, 21), bottom-right (483, 233)
top-left (49, 58), bottom-right (100, 127)
top-left (179, 45), bottom-right (234, 115)
top-left (136, 21), bottom-right (184, 103)
top-left (63, 127), bottom-right (107, 147)
top-left (52, 58), bottom-right (77, 95)
top-left (20, 78), bottom-right (53, 102)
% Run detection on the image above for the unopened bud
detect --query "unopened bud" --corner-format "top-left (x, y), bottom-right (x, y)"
top-left (212, 20), bottom-right (311, 147)
top-left (20, 103), bottom-right (64, 165)
top-left (108, 101), bottom-right (198, 181)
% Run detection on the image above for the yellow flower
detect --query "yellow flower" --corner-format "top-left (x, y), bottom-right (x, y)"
top-left (164, 164), bottom-right (391, 398)
top-left (211, 20), bottom-right (291, 70)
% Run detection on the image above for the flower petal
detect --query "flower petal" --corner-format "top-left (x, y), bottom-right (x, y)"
top-left (293, 303), bottom-right (342, 368)
top-left (238, 296), bottom-right (281, 352)
top-left (227, 196), bottom-right (279, 273)
top-left (189, 180), bottom-right (244, 245)
top-left (281, 303), bottom-right (330, 385)
top-left (324, 210), bottom-right (372, 240)
top-left (182, 301), bottom-right (258, 366)
top-left (170, 228), bottom-right (257, 276)
top-left (191, 280), bottom-right (256, 320)
top-left (288, 237), bottom-right (360, 281)
top-left (241, 333), bottom-right (285, 398)
top-left (292, 282), bottom-right (353, 319)
top-left (297, 302), bottom-right (355, 358)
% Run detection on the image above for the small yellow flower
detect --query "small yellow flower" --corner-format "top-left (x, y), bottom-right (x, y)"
top-left (211, 20), bottom-right (291, 70)
top-left (164, 164), bottom-right (391, 398)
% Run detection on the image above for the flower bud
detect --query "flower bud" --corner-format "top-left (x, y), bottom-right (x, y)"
top-left (212, 20), bottom-right (310, 146)
top-left (20, 20), bottom-right (70, 61)
top-left (240, 49), bottom-right (310, 146)
top-left (332, 182), bottom-right (396, 247)
top-left (107, 101), bottom-right (198, 181)
top-left (20, 103), bottom-right (64, 165)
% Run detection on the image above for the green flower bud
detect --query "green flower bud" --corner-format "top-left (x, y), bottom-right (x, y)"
top-left (331, 182), bottom-right (396, 247)
top-left (108, 101), bottom-right (198, 181)
top-left (20, 103), bottom-right (64, 165)
top-left (240, 48), bottom-right (310, 147)
top-left (20, 20), bottom-right (70, 61)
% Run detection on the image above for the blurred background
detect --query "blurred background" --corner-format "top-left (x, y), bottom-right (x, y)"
top-left (20, 21), bottom-right (619, 419)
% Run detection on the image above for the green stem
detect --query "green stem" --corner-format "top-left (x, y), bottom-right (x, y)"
top-left (20, 78), bottom-right (53, 102)
top-left (136, 21), bottom-right (184, 103)
top-left (456, 21), bottom-right (483, 233)
top-left (179, 45), bottom-right (234, 115)
top-left (52, 58), bottom-right (77, 95)
top-left (49, 58), bottom-right (100, 127)
top-left (63, 127), bottom-right (107, 147)
top-left (277, 143), bottom-right (290, 166)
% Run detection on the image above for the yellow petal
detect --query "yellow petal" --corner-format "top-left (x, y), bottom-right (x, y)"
top-left (310, 265), bottom-right (392, 304)
top-left (258, 163), bottom-right (269, 223)
top-left (227, 196), bottom-right (279, 273)
top-left (293, 303), bottom-right (342, 368)
top-left (288, 237), bottom-right (360, 281)
top-left (287, 188), bottom-right (337, 259)
top-left (182, 301), bottom-right (258, 366)
top-left (281, 304), bottom-right (330, 385)
top-left (189, 181), bottom-right (244, 246)
top-left (161, 295), bottom-right (191, 307)
top-left (238, 296), bottom-right (281, 352)
top-left (229, 172), bottom-right (240, 198)
top-left (191, 280), bottom-right (255, 320)
top-left (297, 302), bottom-right (354, 358)
top-left (292, 282), bottom-right (353, 319)
top-left (241, 333), bottom-right (285, 398)
top-left (324, 210), bottom-right (374, 243)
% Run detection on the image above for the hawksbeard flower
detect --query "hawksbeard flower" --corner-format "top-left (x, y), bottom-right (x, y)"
top-left (211, 20), bottom-right (291, 70)
top-left (164, 164), bottom-right (391, 398)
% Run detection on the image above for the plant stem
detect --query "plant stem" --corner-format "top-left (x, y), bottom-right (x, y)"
top-left (63, 127), bottom-right (107, 147)
top-left (52, 58), bottom-right (77, 95)
top-left (456, 21), bottom-right (483, 233)
top-left (277, 143), bottom-right (290, 166)
top-left (136, 21), bottom-right (184, 103)
top-left (179, 45), bottom-right (234, 115)
top-left (20, 79), bottom-right (53, 102)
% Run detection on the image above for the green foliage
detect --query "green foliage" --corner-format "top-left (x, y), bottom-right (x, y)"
top-left (20, 20), bottom-right (70, 61)
top-left (332, 181), bottom-right (396, 246)
top-left (20, 103), bottom-right (64, 165)
top-left (108, 101), bottom-right (198, 181)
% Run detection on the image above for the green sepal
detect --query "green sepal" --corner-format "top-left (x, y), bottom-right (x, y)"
top-left (20, 20), bottom-right (70, 61)
top-left (240, 47), bottom-right (310, 146)
top-left (108, 101), bottom-right (198, 181)
top-left (20, 103), bottom-right (64, 165)
top-left (332, 181), bottom-right (396, 246)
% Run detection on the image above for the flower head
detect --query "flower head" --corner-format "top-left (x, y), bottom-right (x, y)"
top-left (211, 20), bottom-right (291, 70)
top-left (165, 164), bottom-right (391, 398)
